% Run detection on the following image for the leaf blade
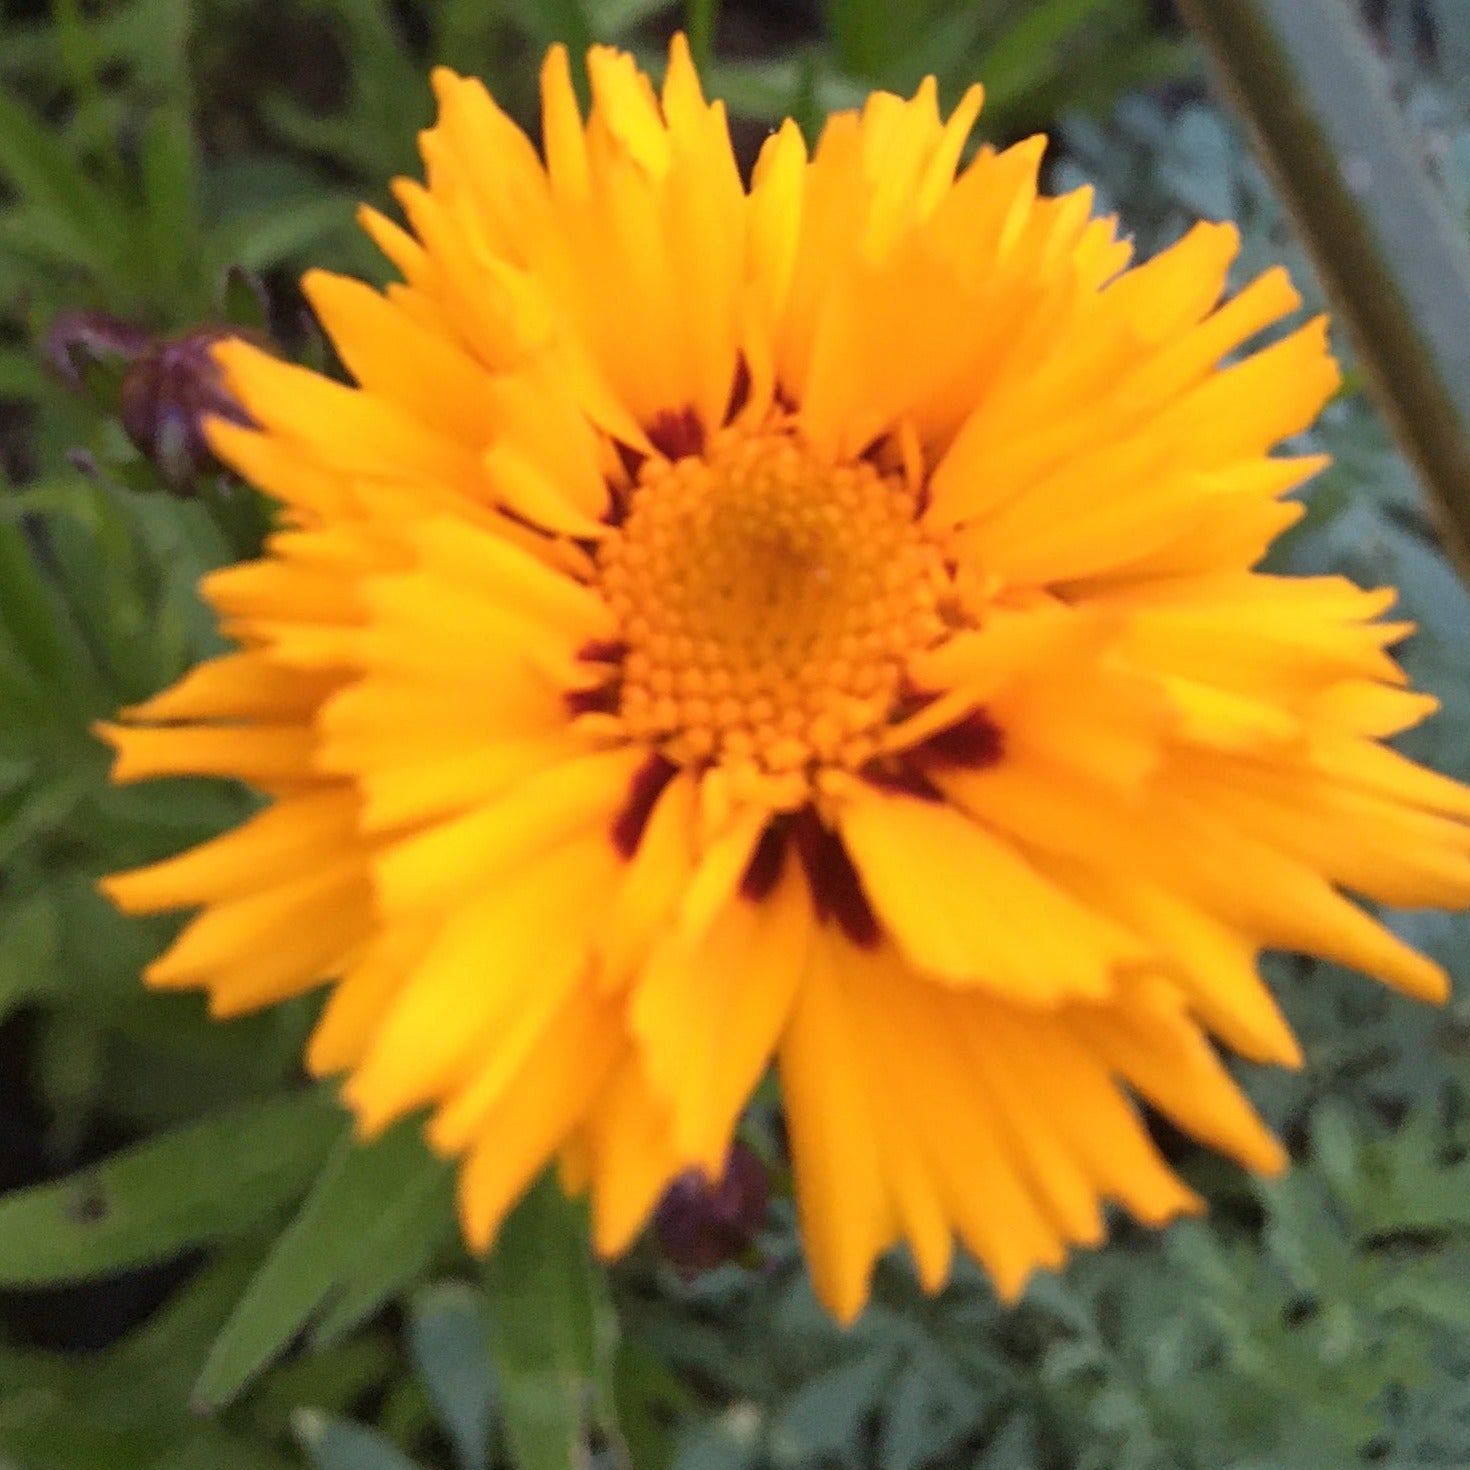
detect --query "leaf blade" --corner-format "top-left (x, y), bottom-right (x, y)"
top-left (193, 1116), bottom-right (454, 1411)
top-left (0, 1089), bottom-right (342, 1285)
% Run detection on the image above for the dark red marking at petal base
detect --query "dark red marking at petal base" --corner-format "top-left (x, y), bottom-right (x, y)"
top-left (738, 807), bottom-right (879, 946)
top-left (614, 441), bottom-right (645, 482)
top-left (578, 638), bottom-right (629, 666)
top-left (565, 681), bottom-right (621, 717)
top-left (495, 503), bottom-right (547, 537)
top-left (648, 405), bottom-right (705, 461)
top-left (605, 447), bottom-right (641, 526)
top-left (861, 706), bottom-right (1003, 800)
top-left (911, 708), bottom-right (1005, 770)
top-left (603, 484), bottom-right (631, 528)
top-left (724, 354), bottom-right (752, 423)
top-left (611, 753), bottom-right (678, 859)
top-left (793, 807), bottom-right (880, 949)
top-left (889, 682), bottom-right (940, 726)
top-left (859, 759), bottom-right (944, 802)
top-left (739, 817), bottom-right (791, 902)
top-left (568, 641), bottom-right (628, 717)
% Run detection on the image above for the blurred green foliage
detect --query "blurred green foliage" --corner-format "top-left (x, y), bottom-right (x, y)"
top-left (0, 1), bottom-right (1468, 1468)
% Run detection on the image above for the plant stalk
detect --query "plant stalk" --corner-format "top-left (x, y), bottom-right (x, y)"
top-left (1176, 0), bottom-right (1470, 574)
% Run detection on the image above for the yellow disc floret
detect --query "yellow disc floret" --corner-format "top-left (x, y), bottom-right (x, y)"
top-left (597, 419), bottom-right (948, 779)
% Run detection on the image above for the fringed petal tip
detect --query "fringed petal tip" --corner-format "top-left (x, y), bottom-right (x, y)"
top-left (97, 864), bottom-right (179, 917)
top-left (93, 720), bottom-right (154, 785)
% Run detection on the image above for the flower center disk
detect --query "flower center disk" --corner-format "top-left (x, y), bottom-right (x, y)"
top-left (597, 421), bottom-right (947, 778)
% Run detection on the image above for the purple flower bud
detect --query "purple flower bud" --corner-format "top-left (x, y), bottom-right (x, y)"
top-left (44, 310), bottom-right (151, 392)
top-left (117, 327), bottom-right (257, 493)
top-left (653, 1142), bottom-right (769, 1278)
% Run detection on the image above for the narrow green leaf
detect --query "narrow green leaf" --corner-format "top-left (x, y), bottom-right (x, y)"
top-left (0, 889), bottom-right (58, 1018)
top-left (978, 0), bottom-right (1115, 115)
top-left (219, 265), bottom-right (271, 332)
top-left (585, 0), bottom-right (670, 33)
top-left (670, 1413), bottom-right (760, 1470)
top-left (139, 106), bottom-right (201, 299)
top-left (684, 0), bottom-right (720, 71)
top-left (307, 1159), bottom-right (459, 1349)
top-left (211, 194), bottom-right (357, 276)
top-left (0, 771), bottom-right (90, 871)
top-left (0, 88), bottom-right (123, 276)
top-left (193, 1116), bottom-right (453, 1410)
top-left (292, 1411), bottom-right (427, 1470)
top-left (482, 1174), bottom-right (624, 1470)
top-left (0, 513), bottom-right (106, 720)
top-left (503, 0), bottom-right (595, 66)
top-left (50, 0), bottom-right (121, 147)
top-left (776, 1349), bottom-right (895, 1460)
top-left (975, 1414), bottom-right (1041, 1469)
top-left (0, 1089), bottom-right (343, 1285)
top-left (149, 1426), bottom-right (302, 1470)
top-left (822, 0), bottom-right (895, 79)
top-left (0, 345), bottom-right (45, 398)
top-left (245, 1334), bottom-right (397, 1428)
top-left (0, 1390), bottom-right (162, 1470)
top-left (409, 1282), bottom-right (495, 1470)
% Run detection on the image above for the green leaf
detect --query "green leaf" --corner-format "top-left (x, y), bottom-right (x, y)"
top-left (0, 770), bottom-right (91, 870)
top-left (0, 1088), bottom-right (343, 1285)
top-left (245, 1333), bottom-right (397, 1429)
top-left (0, 1250), bottom-right (292, 1470)
top-left (0, 1390), bottom-right (162, 1470)
top-left (822, 0), bottom-right (896, 79)
top-left (149, 1426), bottom-right (301, 1470)
top-left (878, 1347), bottom-right (974, 1470)
top-left (193, 1115), bottom-right (453, 1410)
top-left (503, 0), bottom-right (595, 60)
top-left (775, 1349), bottom-right (895, 1461)
top-left (0, 88), bottom-right (125, 277)
top-left (138, 106), bottom-right (200, 300)
top-left (293, 1411), bottom-right (426, 1470)
top-left (585, 0), bottom-right (671, 35)
top-left (307, 1162), bottom-right (458, 1349)
top-left (0, 344), bottom-right (45, 398)
top-left (482, 1174), bottom-right (624, 1470)
top-left (0, 888), bottom-right (59, 1018)
top-left (0, 513), bottom-right (107, 722)
top-left (975, 1414), bottom-right (1041, 1469)
top-left (409, 1283), bottom-right (495, 1470)
top-left (683, 0), bottom-right (720, 72)
top-left (218, 265), bottom-right (271, 332)
top-left (670, 1412), bottom-right (761, 1470)
top-left (211, 194), bottom-right (358, 276)
top-left (978, 0), bottom-right (1115, 116)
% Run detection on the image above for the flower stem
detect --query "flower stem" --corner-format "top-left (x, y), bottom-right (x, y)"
top-left (1176, 0), bottom-right (1470, 576)
top-left (685, 0), bottom-right (720, 71)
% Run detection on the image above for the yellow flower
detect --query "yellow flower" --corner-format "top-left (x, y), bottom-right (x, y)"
top-left (101, 37), bottom-right (1470, 1323)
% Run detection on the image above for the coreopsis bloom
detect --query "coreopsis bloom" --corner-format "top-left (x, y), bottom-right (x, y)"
top-left (101, 38), bottom-right (1470, 1322)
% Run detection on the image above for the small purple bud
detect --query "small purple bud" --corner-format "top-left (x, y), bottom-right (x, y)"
top-left (118, 327), bottom-right (257, 493)
top-left (653, 1142), bottom-right (769, 1278)
top-left (44, 310), bottom-right (151, 392)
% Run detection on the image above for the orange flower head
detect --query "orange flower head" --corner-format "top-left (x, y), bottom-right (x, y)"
top-left (101, 38), bottom-right (1470, 1322)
